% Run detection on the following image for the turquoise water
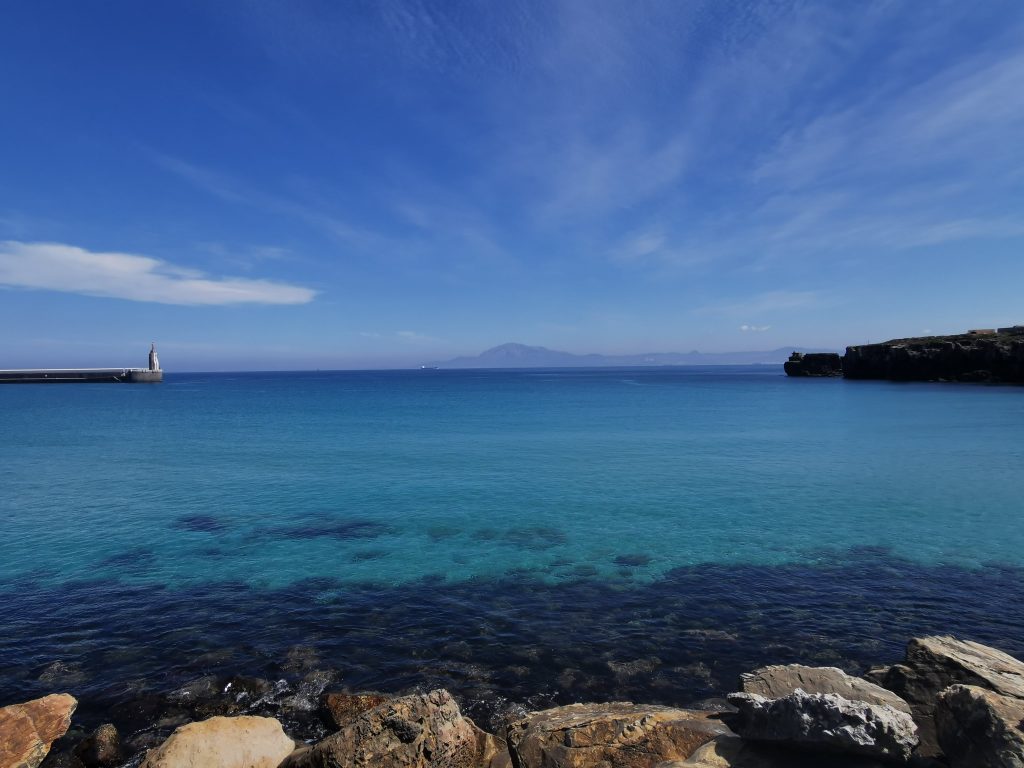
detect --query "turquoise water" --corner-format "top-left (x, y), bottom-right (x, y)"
top-left (3, 367), bottom-right (1023, 590)
top-left (2, 366), bottom-right (1024, 589)
top-left (4, 367), bottom-right (1024, 728)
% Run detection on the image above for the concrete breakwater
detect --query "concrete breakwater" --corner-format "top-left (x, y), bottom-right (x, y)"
top-left (0, 344), bottom-right (163, 384)
top-left (786, 327), bottom-right (1024, 383)
top-left (8, 634), bottom-right (1024, 768)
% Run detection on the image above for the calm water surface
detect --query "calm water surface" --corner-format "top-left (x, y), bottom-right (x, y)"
top-left (2, 367), bottom-right (1023, 726)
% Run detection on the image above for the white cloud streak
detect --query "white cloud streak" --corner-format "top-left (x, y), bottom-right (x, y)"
top-left (0, 241), bottom-right (316, 305)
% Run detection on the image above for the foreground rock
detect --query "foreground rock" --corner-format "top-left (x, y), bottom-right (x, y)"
top-left (936, 685), bottom-right (1024, 768)
top-left (506, 701), bottom-right (731, 768)
top-left (880, 636), bottom-right (1024, 755)
top-left (740, 665), bottom-right (911, 715)
top-left (678, 734), bottom-right (888, 767)
top-left (319, 692), bottom-right (392, 730)
top-left (0, 694), bottom-right (78, 768)
top-left (139, 715), bottom-right (295, 768)
top-left (282, 689), bottom-right (503, 768)
top-left (727, 691), bottom-right (918, 762)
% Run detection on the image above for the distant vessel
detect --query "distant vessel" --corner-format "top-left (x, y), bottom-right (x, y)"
top-left (0, 343), bottom-right (164, 384)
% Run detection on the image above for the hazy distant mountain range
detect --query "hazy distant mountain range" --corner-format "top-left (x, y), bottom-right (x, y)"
top-left (427, 343), bottom-right (836, 369)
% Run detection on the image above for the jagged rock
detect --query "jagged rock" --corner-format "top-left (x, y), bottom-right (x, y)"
top-left (505, 701), bottom-right (732, 768)
top-left (139, 715), bottom-right (295, 768)
top-left (319, 692), bottom-right (392, 730)
top-left (281, 689), bottom-right (504, 768)
top-left (740, 665), bottom-right (911, 715)
top-left (936, 685), bottom-right (1024, 768)
top-left (727, 690), bottom-right (918, 762)
top-left (881, 636), bottom-right (1024, 756)
top-left (0, 693), bottom-right (78, 768)
top-left (73, 723), bottom-right (121, 767)
top-left (674, 734), bottom-right (887, 766)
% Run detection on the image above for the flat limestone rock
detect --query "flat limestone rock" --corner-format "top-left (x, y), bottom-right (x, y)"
top-left (139, 715), bottom-right (295, 768)
top-left (882, 636), bottom-right (1024, 756)
top-left (936, 684), bottom-right (1024, 768)
top-left (740, 665), bottom-right (911, 715)
top-left (672, 734), bottom-right (887, 767)
top-left (282, 689), bottom-right (506, 768)
top-left (892, 636), bottom-right (1024, 703)
top-left (727, 690), bottom-right (918, 763)
top-left (0, 693), bottom-right (78, 768)
top-left (506, 701), bottom-right (732, 768)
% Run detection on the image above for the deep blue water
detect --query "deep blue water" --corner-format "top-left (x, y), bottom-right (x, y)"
top-left (2, 367), bottom-right (1024, 729)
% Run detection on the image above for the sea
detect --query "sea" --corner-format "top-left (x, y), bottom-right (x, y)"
top-left (2, 366), bottom-right (1023, 732)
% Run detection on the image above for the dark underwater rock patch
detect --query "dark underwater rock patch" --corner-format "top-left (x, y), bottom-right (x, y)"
top-left (502, 526), bottom-right (569, 549)
top-left (351, 548), bottom-right (389, 562)
top-left (100, 548), bottom-right (156, 574)
top-left (272, 519), bottom-right (394, 541)
top-left (614, 553), bottom-right (653, 567)
top-left (173, 514), bottom-right (228, 533)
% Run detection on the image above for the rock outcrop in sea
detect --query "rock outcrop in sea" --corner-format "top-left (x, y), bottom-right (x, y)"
top-left (7, 634), bottom-right (1024, 768)
top-left (783, 352), bottom-right (843, 377)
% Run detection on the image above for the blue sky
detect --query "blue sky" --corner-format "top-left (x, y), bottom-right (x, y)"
top-left (2, 1), bottom-right (1023, 370)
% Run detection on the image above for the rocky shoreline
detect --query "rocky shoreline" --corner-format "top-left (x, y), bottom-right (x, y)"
top-left (5, 634), bottom-right (1024, 768)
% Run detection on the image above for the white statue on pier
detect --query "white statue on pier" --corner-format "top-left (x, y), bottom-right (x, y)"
top-left (149, 342), bottom-right (161, 371)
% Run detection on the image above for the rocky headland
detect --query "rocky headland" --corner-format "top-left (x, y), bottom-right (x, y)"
top-left (784, 328), bottom-right (1024, 383)
top-left (844, 329), bottom-right (1024, 383)
top-left (5, 634), bottom-right (1024, 768)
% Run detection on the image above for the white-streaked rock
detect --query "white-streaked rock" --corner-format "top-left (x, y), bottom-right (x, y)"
top-left (727, 689), bottom-right (918, 762)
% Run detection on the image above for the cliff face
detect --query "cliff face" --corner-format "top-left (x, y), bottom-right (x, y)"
top-left (843, 332), bottom-right (1024, 383)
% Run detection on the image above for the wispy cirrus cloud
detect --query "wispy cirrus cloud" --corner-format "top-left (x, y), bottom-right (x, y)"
top-left (0, 241), bottom-right (316, 305)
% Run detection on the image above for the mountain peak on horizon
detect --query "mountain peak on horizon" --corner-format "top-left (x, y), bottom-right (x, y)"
top-left (429, 342), bottom-right (833, 369)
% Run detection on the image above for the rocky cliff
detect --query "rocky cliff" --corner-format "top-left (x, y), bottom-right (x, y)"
top-left (843, 331), bottom-right (1024, 383)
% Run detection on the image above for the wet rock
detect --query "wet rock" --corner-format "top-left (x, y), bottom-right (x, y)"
top-left (506, 701), bottom-right (732, 767)
top-left (607, 657), bottom-right (662, 681)
top-left (739, 665), bottom-right (911, 714)
top-left (881, 635), bottom-right (1024, 755)
top-left (37, 752), bottom-right (85, 768)
top-left (935, 684), bottom-right (1024, 768)
top-left (139, 715), bottom-right (295, 768)
top-left (223, 675), bottom-right (275, 706)
top-left (319, 692), bottom-right (392, 730)
top-left (166, 675), bottom-right (221, 706)
top-left (282, 645), bottom-right (321, 674)
top-left (37, 662), bottom-right (88, 688)
top-left (279, 670), bottom-right (337, 715)
top-left (281, 689), bottom-right (503, 768)
top-left (0, 693), bottom-right (78, 768)
top-left (727, 690), bottom-right (918, 762)
top-left (73, 723), bottom-right (121, 767)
